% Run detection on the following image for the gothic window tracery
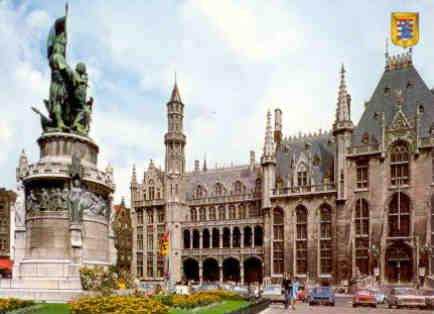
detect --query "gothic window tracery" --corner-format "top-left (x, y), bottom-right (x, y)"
top-left (319, 204), bottom-right (332, 274)
top-left (390, 141), bottom-right (409, 185)
top-left (388, 192), bottom-right (410, 237)
top-left (199, 207), bottom-right (206, 221)
top-left (234, 181), bottom-right (243, 194)
top-left (238, 204), bottom-right (246, 219)
top-left (218, 205), bottom-right (225, 220)
top-left (215, 183), bottom-right (224, 196)
top-left (255, 178), bottom-right (261, 193)
top-left (356, 160), bottom-right (369, 189)
top-left (209, 206), bottom-right (216, 220)
top-left (229, 205), bottom-right (236, 219)
top-left (190, 208), bottom-right (197, 221)
top-left (195, 185), bottom-right (207, 199)
top-left (355, 199), bottom-right (369, 275)
top-left (297, 163), bottom-right (308, 187)
top-left (273, 208), bottom-right (284, 274)
top-left (296, 205), bottom-right (308, 274)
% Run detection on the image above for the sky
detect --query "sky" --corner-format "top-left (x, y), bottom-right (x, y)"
top-left (1, 0), bottom-right (434, 206)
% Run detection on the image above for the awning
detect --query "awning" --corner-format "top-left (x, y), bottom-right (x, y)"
top-left (0, 258), bottom-right (13, 270)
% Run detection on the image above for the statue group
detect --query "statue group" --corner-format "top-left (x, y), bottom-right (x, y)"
top-left (33, 7), bottom-right (93, 137)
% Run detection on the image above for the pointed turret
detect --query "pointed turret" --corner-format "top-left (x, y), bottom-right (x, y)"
top-left (203, 155), bottom-right (207, 171)
top-left (170, 81), bottom-right (182, 103)
top-left (16, 149), bottom-right (28, 181)
top-left (262, 110), bottom-right (275, 159)
top-left (131, 164), bottom-right (137, 184)
top-left (333, 64), bottom-right (354, 134)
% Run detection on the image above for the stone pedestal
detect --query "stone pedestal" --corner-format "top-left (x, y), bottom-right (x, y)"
top-left (2, 133), bottom-right (116, 302)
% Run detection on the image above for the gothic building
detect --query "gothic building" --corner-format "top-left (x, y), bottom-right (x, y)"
top-left (112, 199), bottom-right (133, 271)
top-left (131, 51), bottom-right (434, 286)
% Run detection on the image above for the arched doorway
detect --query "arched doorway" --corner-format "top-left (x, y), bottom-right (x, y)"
top-left (223, 258), bottom-right (240, 282)
top-left (386, 243), bottom-right (413, 283)
top-left (244, 257), bottom-right (262, 284)
top-left (183, 258), bottom-right (199, 282)
top-left (203, 258), bottom-right (219, 282)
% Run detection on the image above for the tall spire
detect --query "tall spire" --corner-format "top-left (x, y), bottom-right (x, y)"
top-left (131, 164), bottom-right (137, 184)
top-left (263, 110), bottom-right (274, 157)
top-left (203, 154), bottom-right (207, 171)
top-left (170, 74), bottom-right (182, 103)
top-left (335, 64), bottom-right (351, 123)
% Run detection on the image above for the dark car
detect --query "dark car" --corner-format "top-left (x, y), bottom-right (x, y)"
top-left (308, 286), bottom-right (335, 306)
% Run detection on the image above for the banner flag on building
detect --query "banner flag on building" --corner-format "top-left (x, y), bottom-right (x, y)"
top-left (391, 12), bottom-right (419, 48)
top-left (160, 231), bottom-right (170, 256)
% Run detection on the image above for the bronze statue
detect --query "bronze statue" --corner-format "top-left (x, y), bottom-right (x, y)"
top-left (32, 5), bottom-right (94, 137)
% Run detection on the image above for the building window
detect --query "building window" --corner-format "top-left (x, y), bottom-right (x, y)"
top-left (209, 207), bottom-right (216, 220)
top-left (148, 186), bottom-right (155, 200)
top-left (157, 209), bottom-right (165, 223)
top-left (297, 163), bottom-right (308, 187)
top-left (249, 203), bottom-right (258, 218)
top-left (199, 207), bottom-right (206, 221)
top-left (137, 227), bottom-right (143, 251)
top-left (276, 177), bottom-right (284, 190)
top-left (137, 253), bottom-right (143, 277)
top-left (296, 205), bottom-right (308, 274)
top-left (238, 204), bottom-right (246, 219)
top-left (388, 192), bottom-right (410, 237)
top-left (234, 181), bottom-right (243, 194)
top-left (147, 230), bottom-right (153, 250)
top-left (183, 230), bottom-right (191, 249)
top-left (195, 185), bottom-right (207, 199)
top-left (355, 199), bottom-right (369, 275)
top-left (255, 178), bottom-right (261, 193)
top-left (215, 183), bottom-right (224, 196)
top-left (273, 208), bottom-right (284, 274)
top-left (218, 206), bottom-right (225, 220)
top-left (228, 205), bottom-right (236, 219)
top-left (147, 254), bottom-right (153, 277)
top-left (191, 208), bottom-right (197, 221)
top-left (356, 160), bottom-right (369, 189)
top-left (157, 225), bottom-right (165, 251)
top-left (320, 204), bottom-right (332, 274)
top-left (146, 209), bottom-right (153, 224)
top-left (137, 209), bottom-right (143, 225)
top-left (157, 255), bottom-right (164, 278)
top-left (390, 142), bottom-right (409, 185)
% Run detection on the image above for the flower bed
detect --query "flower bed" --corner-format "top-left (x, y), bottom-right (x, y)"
top-left (70, 295), bottom-right (168, 314)
top-left (155, 290), bottom-right (244, 309)
top-left (0, 298), bottom-right (35, 314)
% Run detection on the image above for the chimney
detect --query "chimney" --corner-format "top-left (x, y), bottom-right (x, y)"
top-left (194, 160), bottom-right (200, 171)
top-left (250, 150), bottom-right (255, 171)
top-left (274, 108), bottom-right (282, 146)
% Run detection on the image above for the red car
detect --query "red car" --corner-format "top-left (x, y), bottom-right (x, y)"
top-left (352, 289), bottom-right (377, 308)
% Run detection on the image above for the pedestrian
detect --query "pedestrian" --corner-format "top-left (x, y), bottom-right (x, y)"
top-left (282, 272), bottom-right (291, 309)
top-left (290, 277), bottom-right (300, 310)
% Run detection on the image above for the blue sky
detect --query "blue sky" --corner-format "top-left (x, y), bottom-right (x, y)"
top-left (1, 0), bottom-right (433, 205)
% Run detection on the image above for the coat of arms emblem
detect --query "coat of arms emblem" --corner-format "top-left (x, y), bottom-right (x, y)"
top-left (391, 12), bottom-right (419, 48)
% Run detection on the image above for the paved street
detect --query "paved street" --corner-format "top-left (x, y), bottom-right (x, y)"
top-left (262, 298), bottom-right (431, 314)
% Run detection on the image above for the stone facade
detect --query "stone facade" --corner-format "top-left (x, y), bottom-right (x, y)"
top-left (112, 200), bottom-right (133, 270)
top-left (0, 188), bottom-right (16, 277)
top-left (131, 51), bottom-right (434, 286)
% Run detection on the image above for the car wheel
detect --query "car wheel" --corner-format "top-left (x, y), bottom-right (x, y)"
top-left (309, 302), bottom-right (313, 306)
top-left (388, 303), bottom-right (392, 309)
top-left (352, 304), bottom-right (357, 308)
top-left (331, 302), bottom-right (335, 307)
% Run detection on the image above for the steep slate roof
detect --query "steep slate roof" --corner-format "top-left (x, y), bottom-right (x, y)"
top-left (352, 59), bottom-right (434, 146)
top-left (276, 133), bottom-right (335, 186)
top-left (184, 165), bottom-right (261, 199)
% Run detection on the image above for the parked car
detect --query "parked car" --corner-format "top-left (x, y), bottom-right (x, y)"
top-left (370, 287), bottom-right (386, 304)
top-left (308, 286), bottom-right (335, 306)
top-left (352, 289), bottom-right (377, 308)
top-left (175, 285), bottom-right (190, 295)
top-left (386, 287), bottom-right (425, 309)
top-left (233, 285), bottom-right (249, 298)
top-left (421, 289), bottom-right (434, 309)
top-left (261, 284), bottom-right (284, 303)
top-left (198, 283), bottom-right (220, 291)
top-left (220, 283), bottom-right (234, 291)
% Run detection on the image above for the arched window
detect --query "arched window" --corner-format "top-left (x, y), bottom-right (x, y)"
top-left (209, 207), bottom-right (216, 220)
top-left (212, 228), bottom-right (220, 248)
top-left (190, 208), bottom-right (197, 221)
top-left (273, 208), bottom-right (284, 274)
top-left (215, 183), bottom-right (224, 196)
top-left (249, 203), bottom-right (258, 218)
top-left (233, 227), bottom-right (241, 247)
top-left (203, 229), bottom-right (210, 249)
top-left (218, 205), bottom-right (225, 220)
top-left (148, 179), bottom-right (155, 200)
top-left (390, 142), bottom-right (409, 185)
top-left (238, 204), bottom-right (246, 219)
top-left (195, 185), bottom-right (207, 199)
top-left (276, 177), bottom-right (284, 190)
top-left (319, 204), bottom-right (332, 274)
top-left (223, 228), bottom-right (230, 248)
top-left (183, 230), bottom-right (191, 249)
top-left (199, 207), bottom-right (206, 221)
top-left (389, 193), bottom-right (410, 237)
top-left (192, 230), bottom-right (200, 249)
top-left (297, 163), bottom-right (308, 187)
top-left (228, 205), bottom-right (236, 219)
top-left (255, 178), bottom-right (261, 193)
top-left (244, 226), bottom-right (252, 247)
top-left (355, 199), bottom-right (369, 275)
top-left (296, 205), bottom-right (308, 274)
top-left (234, 181), bottom-right (243, 194)
top-left (254, 226), bottom-right (263, 246)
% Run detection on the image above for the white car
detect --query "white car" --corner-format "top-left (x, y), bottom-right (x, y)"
top-left (386, 287), bottom-right (425, 309)
top-left (261, 284), bottom-right (284, 303)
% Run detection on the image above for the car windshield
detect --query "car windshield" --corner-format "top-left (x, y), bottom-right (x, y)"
top-left (314, 287), bottom-right (331, 293)
top-left (357, 290), bottom-right (372, 295)
top-left (394, 288), bottom-right (419, 295)
top-left (422, 290), bottom-right (434, 296)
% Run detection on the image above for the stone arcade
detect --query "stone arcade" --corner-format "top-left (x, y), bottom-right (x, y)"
top-left (0, 8), bottom-right (116, 302)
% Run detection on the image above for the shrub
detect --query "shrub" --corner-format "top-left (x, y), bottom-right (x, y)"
top-left (70, 295), bottom-right (168, 314)
top-left (0, 298), bottom-right (35, 314)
